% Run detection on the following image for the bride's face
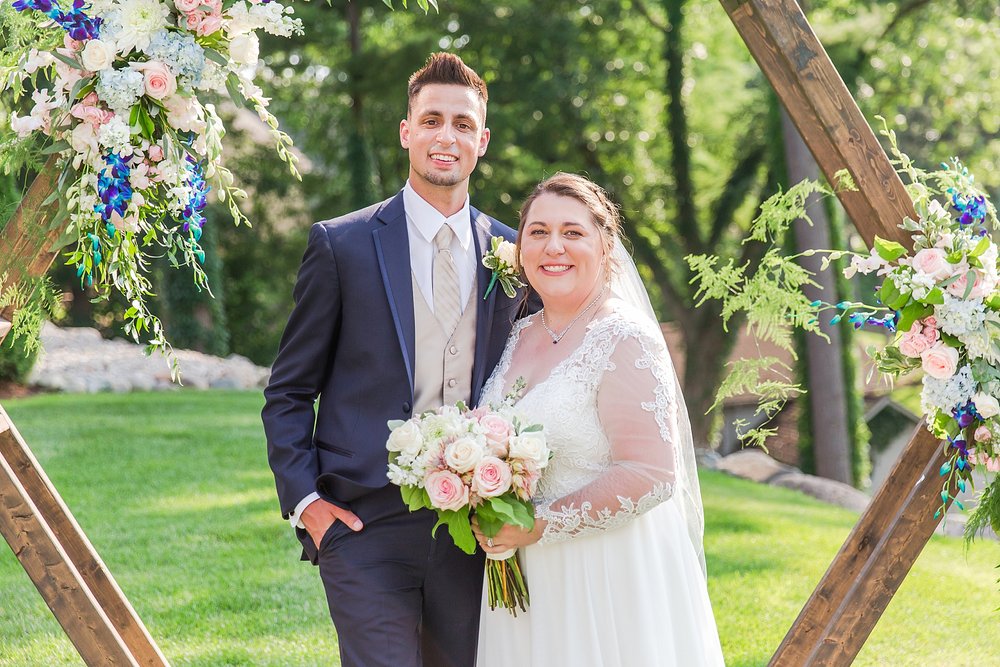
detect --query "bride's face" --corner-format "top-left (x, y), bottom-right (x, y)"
top-left (519, 193), bottom-right (607, 308)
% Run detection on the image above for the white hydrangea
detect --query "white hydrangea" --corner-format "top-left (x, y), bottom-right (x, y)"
top-left (95, 67), bottom-right (145, 114)
top-left (97, 116), bottom-right (133, 156)
top-left (195, 60), bottom-right (228, 94)
top-left (959, 311), bottom-right (1000, 364)
top-left (908, 270), bottom-right (937, 301)
top-left (934, 294), bottom-right (987, 337)
top-left (921, 365), bottom-right (976, 415)
top-left (226, 1), bottom-right (302, 37)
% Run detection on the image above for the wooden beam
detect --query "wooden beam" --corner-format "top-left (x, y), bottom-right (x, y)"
top-left (720, 0), bottom-right (916, 250)
top-left (0, 412), bottom-right (139, 666)
top-left (717, 0), bottom-right (955, 664)
top-left (0, 406), bottom-right (171, 666)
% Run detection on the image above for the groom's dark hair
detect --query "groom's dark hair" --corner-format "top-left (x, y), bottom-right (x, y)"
top-left (407, 52), bottom-right (489, 119)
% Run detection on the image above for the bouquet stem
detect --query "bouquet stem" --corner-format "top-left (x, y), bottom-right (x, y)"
top-left (485, 552), bottom-right (529, 616)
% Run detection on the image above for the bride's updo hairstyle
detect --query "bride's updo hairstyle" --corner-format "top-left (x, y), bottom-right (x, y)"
top-left (515, 172), bottom-right (623, 281)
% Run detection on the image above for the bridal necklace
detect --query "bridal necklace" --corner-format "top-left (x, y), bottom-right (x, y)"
top-left (540, 283), bottom-right (608, 344)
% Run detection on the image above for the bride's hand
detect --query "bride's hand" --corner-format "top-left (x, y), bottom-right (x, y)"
top-left (472, 515), bottom-right (546, 554)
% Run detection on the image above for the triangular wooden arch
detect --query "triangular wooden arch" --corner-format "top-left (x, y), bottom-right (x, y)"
top-left (0, 1), bottom-right (958, 664)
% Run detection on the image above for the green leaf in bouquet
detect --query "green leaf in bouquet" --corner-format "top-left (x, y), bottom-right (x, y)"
top-left (897, 301), bottom-right (933, 334)
top-left (41, 139), bottom-right (71, 155)
top-left (432, 509), bottom-right (476, 555)
top-left (474, 506), bottom-right (506, 538)
top-left (226, 73), bottom-right (249, 109)
top-left (519, 424), bottom-right (543, 433)
top-left (962, 270), bottom-right (977, 300)
top-left (888, 289), bottom-right (911, 312)
top-left (400, 484), bottom-right (429, 512)
top-left (873, 236), bottom-right (907, 262)
top-left (878, 278), bottom-right (900, 309)
top-left (946, 250), bottom-right (965, 264)
top-left (69, 75), bottom-right (93, 103)
top-left (486, 496), bottom-right (534, 530)
top-left (50, 50), bottom-right (82, 70)
top-left (924, 288), bottom-right (945, 305)
top-left (203, 47), bottom-right (229, 66)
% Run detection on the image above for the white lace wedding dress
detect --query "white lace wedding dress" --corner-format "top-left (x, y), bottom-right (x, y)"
top-left (475, 306), bottom-right (725, 667)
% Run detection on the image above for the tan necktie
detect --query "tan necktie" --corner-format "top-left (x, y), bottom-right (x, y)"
top-left (433, 224), bottom-right (462, 334)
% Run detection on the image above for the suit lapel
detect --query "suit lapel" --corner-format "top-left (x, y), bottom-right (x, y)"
top-left (372, 192), bottom-right (416, 398)
top-left (471, 206), bottom-right (499, 405)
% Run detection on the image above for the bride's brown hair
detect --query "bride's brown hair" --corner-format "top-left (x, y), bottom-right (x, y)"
top-left (515, 172), bottom-right (623, 279)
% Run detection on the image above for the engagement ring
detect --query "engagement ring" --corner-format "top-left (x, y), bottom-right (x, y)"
top-left (487, 538), bottom-right (494, 548)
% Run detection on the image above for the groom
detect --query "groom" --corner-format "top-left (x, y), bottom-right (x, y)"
top-left (262, 53), bottom-right (525, 667)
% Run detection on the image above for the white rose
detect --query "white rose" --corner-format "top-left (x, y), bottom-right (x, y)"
top-left (444, 436), bottom-right (484, 473)
top-left (81, 39), bottom-right (115, 71)
top-left (229, 32), bottom-right (260, 66)
top-left (973, 392), bottom-right (1000, 419)
top-left (508, 431), bottom-right (549, 468)
top-left (387, 420), bottom-right (423, 457)
top-left (496, 240), bottom-right (517, 267)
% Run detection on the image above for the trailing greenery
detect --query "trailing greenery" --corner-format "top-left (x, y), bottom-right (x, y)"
top-left (1, 392), bottom-right (998, 666)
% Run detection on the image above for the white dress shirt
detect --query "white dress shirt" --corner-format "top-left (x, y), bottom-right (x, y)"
top-left (290, 182), bottom-right (478, 529)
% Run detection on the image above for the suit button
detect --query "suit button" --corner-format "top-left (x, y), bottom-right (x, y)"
top-left (449, 345), bottom-right (458, 355)
top-left (447, 379), bottom-right (457, 388)
top-left (402, 402), bottom-right (411, 413)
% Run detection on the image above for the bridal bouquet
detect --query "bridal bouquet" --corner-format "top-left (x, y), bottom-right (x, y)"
top-left (2, 0), bottom-right (302, 372)
top-left (386, 398), bottom-right (549, 615)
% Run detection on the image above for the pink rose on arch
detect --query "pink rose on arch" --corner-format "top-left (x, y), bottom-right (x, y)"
top-left (471, 456), bottom-right (513, 498)
top-left (898, 324), bottom-right (932, 358)
top-left (920, 317), bottom-right (940, 343)
top-left (173, 0), bottom-right (201, 12)
top-left (425, 470), bottom-right (469, 512)
top-left (147, 145), bottom-right (164, 162)
top-left (974, 426), bottom-right (992, 443)
top-left (920, 343), bottom-right (959, 380)
top-left (132, 61), bottom-right (177, 100)
top-left (947, 269), bottom-right (993, 300)
top-left (911, 247), bottom-right (952, 281)
top-left (70, 92), bottom-right (114, 129)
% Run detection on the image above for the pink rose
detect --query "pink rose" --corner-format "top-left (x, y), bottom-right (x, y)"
top-left (132, 61), bottom-right (177, 100)
top-left (479, 414), bottom-right (512, 453)
top-left (173, 0), bottom-right (201, 12)
top-left (471, 456), bottom-right (513, 498)
top-left (920, 343), bottom-right (959, 380)
top-left (947, 269), bottom-right (992, 300)
top-left (911, 248), bottom-right (952, 281)
top-left (70, 93), bottom-right (114, 129)
top-left (424, 470), bottom-right (469, 512)
top-left (974, 426), bottom-right (992, 443)
top-left (510, 460), bottom-right (541, 501)
top-left (186, 12), bottom-right (223, 36)
top-left (898, 327), bottom-right (931, 358)
top-left (920, 317), bottom-right (940, 344)
top-left (147, 145), bottom-right (164, 162)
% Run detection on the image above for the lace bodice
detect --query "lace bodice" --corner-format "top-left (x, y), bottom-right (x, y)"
top-left (480, 305), bottom-right (679, 544)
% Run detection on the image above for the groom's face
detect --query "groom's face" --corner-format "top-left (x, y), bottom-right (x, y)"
top-left (400, 84), bottom-right (490, 193)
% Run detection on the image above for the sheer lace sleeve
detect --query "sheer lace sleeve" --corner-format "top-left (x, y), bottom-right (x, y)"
top-left (536, 320), bottom-right (678, 544)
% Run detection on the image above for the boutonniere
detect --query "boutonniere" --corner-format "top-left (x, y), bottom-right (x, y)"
top-left (482, 236), bottom-right (526, 299)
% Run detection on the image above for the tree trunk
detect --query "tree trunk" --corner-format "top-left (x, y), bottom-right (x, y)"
top-left (781, 107), bottom-right (853, 485)
top-left (345, 2), bottom-right (376, 208)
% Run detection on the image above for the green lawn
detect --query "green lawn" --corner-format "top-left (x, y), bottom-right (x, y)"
top-left (0, 391), bottom-right (997, 666)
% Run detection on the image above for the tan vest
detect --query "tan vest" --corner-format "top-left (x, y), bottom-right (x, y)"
top-left (411, 274), bottom-right (478, 413)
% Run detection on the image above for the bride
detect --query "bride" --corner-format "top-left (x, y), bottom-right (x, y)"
top-left (473, 173), bottom-right (725, 666)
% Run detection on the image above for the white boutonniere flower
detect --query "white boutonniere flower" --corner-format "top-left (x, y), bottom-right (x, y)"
top-left (482, 236), bottom-right (525, 299)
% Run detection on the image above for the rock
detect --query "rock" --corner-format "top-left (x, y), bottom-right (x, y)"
top-left (716, 449), bottom-right (798, 483)
top-left (768, 472), bottom-right (870, 513)
top-left (26, 323), bottom-right (270, 394)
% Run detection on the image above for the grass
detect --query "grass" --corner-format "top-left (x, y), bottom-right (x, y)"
top-left (1, 391), bottom-right (998, 666)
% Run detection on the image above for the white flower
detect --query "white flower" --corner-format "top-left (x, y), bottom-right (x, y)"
top-left (927, 199), bottom-right (950, 223)
top-left (81, 40), bottom-right (115, 71)
top-left (23, 49), bottom-right (56, 74)
top-left (921, 365), bottom-right (975, 415)
top-left (508, 431), bottom-right (550, 468)
top-left (102, 0), bottom-right (171, 56)
top-left (9, 111), bottom-right (43, 138)
top-left (496, 240), bottom-right (517, 267)
top-left (70, 123), bottom-right (100, 169)
top-left (229, 33), bottom-right (260, 66)
top-left (934, 294), bottom-right (987, 337)
top-left (444, 436), bottom-right (484, 473)
top-left (387, 420), bottom-right (424, 457)
top-left (97, 116), bottom-right (133, 156)
top-left (973, 393), bottom-right (1000, 419)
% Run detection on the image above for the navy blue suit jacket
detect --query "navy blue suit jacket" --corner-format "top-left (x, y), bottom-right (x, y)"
top-left (262, 191), bottom-right (524, 519)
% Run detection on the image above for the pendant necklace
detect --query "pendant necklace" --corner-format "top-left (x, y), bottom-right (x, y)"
top-left (540, 284), bottom-right (608, 344)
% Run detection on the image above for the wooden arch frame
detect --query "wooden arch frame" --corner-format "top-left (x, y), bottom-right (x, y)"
top-left (0, 1), bottom-right (958, 664)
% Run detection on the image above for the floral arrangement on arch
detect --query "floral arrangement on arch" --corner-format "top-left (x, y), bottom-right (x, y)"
top-left (687, 119), bottom-right (1000, 550)
top-left (1, 0), bottom-right (303, 374)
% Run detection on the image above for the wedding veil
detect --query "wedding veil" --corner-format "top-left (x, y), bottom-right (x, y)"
top-left (609, 239), bottom-right (707, 574)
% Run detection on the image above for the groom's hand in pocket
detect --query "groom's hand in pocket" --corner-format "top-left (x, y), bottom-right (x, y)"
top-left (301, 498), bottom-right (364, 549)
